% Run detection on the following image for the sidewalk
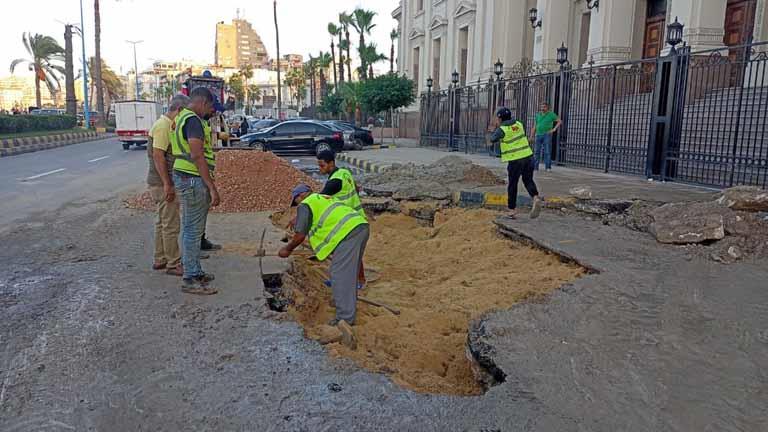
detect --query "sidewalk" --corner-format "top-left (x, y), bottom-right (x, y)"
top-left (340, 146), bottom-right (719, 204)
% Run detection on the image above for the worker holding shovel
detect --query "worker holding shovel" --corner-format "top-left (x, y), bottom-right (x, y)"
top-left (280, 184), bottom-right (370, 342)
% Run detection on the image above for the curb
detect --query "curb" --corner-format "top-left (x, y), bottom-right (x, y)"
top-left (337, 153), bottom-right (390, 174)
top-left (0, 132), bottom-right (109, 158)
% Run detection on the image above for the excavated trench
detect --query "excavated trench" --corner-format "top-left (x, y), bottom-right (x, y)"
top-left (262, 206), bottom-right (585, 396)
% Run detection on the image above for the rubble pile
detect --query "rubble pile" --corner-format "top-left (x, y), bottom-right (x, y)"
top-left (362, 156), bottom-right (504, 201)
top-left (124, 151), bottom-right (319, 213)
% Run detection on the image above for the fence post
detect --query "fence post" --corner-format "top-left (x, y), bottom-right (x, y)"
top-left (729, 38), bottom-right (753, 186)
top-left (604, 65), bottom-right (618, 173)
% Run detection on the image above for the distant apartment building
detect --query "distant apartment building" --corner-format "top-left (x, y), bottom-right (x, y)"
top-left (215, 18), bottom-right (270, 69)
top-left (269, 54), bottom-right (304, 73)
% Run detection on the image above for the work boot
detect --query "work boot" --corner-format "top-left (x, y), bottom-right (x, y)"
top-left (182, 278), bottom-right (218, 295)
top-left (196, 273), bottom-right (215, 284)
top-left (201, 237), bottom-right (222, 251)
top-left (530, 197), bottom-right (542, 219)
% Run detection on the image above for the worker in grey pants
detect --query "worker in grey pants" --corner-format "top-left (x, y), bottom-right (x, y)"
top-left (280, 185), bottom-right (370, 325)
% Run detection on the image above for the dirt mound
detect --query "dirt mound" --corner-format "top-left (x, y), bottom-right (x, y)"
top-left (363, 156), bottom-right (504, 200)
top-left (124, 151), bottom-right (319, 213)
top-left (282, 208), bottom-right (584, 395)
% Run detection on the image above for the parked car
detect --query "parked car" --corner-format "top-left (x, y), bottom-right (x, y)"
top-left (247, 118), bottom-right (280, 133)
top-left (31, 108), bottom-right (66, 116)
top-left (240, 120), bottom-right (344, 156)
top-left (323, 120), bottom-right (374, 150)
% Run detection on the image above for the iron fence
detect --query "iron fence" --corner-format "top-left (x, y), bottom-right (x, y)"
top-left (419, 39), bottom-right (768, 188)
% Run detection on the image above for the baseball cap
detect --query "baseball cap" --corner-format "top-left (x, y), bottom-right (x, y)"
top-left (291, 184), bottom-right (312, 206)
top-left (212, 96), bottom-right (226, 113)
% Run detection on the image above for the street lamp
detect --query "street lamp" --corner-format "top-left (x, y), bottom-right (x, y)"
top-left (557, 43), bottom-right (569, 69)
top-left (666, 17), bottom-right (684, 54)
top-left (529, 8), bottom-right (542, 29)
top-left (494, 59), bottom-right (504, 80)
top-left (451, 70), bottom-right (460, 86)
top-left (586, 0), bottom-right (599, 10)
top-left (126, 40), bottom-right (143, 99)
top-left (426, 76), bottom-right (433, 91)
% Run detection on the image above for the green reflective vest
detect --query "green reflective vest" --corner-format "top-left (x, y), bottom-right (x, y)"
top-left (171, 108), bottom-right (216, 176)
top-left (304, 193), bottom-right (368, 261)
top-left (329, 168), bottom-right (366, 218)
top-left (500, 122), bottom-right (533, 162)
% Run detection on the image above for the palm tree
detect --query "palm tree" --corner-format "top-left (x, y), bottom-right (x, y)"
top-left (339, 39), bottom-right (351, 82)
top-left (360, 44), bottom-right (388, 79)
top-left (274, 0), bottom-right (282, 115)
top-left (240, 64), bottom-right (254, 114)
top-left (390, 29), bottom-right (399, 73)
top-left (327, 23), bottom-right (340, 90)
top-left (335, 22), bottom-right (345, 83)
top-left (316, 51), bottom-right (332, 100)
top-left (339, 12), bottom-right (353, 81)
top-left (350, 8), bottom-right (377, 80)
top-left (93, 0), bottom-right (105, 126)
top-left (86, 59), bottom-right (125, 116)
top-left (10, 33), bottom-right (65, 108)
top-left (64, 25), bottom-right (77, 115)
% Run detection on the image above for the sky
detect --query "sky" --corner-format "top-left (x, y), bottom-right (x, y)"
top-left (4, 0), bottom-right (400, 77)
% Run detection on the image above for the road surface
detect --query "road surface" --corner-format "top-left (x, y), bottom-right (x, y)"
top-left (0, 137), bottom-right (146, 229)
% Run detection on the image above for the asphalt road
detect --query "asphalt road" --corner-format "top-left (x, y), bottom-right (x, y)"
top-left (0, 138), bottom-right (148, 229)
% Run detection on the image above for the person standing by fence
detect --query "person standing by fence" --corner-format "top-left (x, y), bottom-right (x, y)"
top-left (491, 107), bottom-right (542, 219)
top-left (532, 102), bottom-right (561, 171)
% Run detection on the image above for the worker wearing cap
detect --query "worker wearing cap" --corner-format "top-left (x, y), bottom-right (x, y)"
top-left (490, 107), bottom-right (542, 219)
top-left (280, 184), bottom-right (369, 327)
top-left (171, 87), bottom-right (221, 295)
top-left (316, 150), bottom-right (368, 289)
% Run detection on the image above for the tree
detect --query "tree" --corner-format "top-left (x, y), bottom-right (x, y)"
top-left (64, 25), bottom-right (77, 115)
top-left (228, 74), bottom-right (245, 108)
top-left (350, 8), bottom-right (377, 80)
top-left (339, 12), bottom-right (353, 82)
top-left (319, 91), bottom-right (344, 116)
top-left (327, 23), bottom-right (340, 89)
top-left (240, 64), bottom-right (254, 114)
top-left (339, 81), bottom-right (363, 123)
top-left (390, 29), bottom-right (399, 73)
top-left (359, 43), bottom-right (387, 79)
top-left (10, 33), bottom-right (65, 108)
top-left (86, 59), bottom-right (125, 116)
top-left (359, 73), bottom-right (415, 115)
top-left (274, 0), bottom-right (282, 115)
top-left (316, 51), bottom-right (332, 100)
top-left (93, 0), bottom-right (105, 126)
top-left (339, 39), bottom-right (351, 82)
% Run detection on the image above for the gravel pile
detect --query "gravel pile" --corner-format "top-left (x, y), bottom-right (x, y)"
top-left (362, 155), bottom-right (504, 200)
top-left (124, 150), bottom-right (320, 213)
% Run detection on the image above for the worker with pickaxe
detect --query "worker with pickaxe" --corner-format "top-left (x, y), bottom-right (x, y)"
top-left (316, 149), bottom-right (367, 290)
top-left (279, 184), bottom-right (369, 331)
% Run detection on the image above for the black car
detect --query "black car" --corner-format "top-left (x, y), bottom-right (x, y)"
top-left (324, 120), bottom-right (374, 149)
top-left (240, 120), bottom-right (344, 156)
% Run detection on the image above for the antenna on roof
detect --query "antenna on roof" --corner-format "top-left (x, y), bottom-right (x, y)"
top-left (236, 8), bottom-right (240, 19)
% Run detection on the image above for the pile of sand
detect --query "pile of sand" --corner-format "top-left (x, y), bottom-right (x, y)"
top-left (124, 151), bottom-right (319, 213)
top-left (284, 208), bottom-right (584, 395)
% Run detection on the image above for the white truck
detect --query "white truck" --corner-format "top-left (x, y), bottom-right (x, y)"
top-left (115, 101), bottom-right (161, 150)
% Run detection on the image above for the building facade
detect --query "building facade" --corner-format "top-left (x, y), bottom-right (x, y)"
top-left (215, 18), bottom-right (270, 69)
top-left (394, 0), bottom-right (768, 93)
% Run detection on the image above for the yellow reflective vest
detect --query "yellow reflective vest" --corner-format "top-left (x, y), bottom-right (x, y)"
top-left (171, 108), bottom-right (216, 176)
top-left (500, 121), bottom-right (533, 162)
top-left (329, 168), bottom-right (366, 218)
top-left (304, 193), bottom-right (368, 261)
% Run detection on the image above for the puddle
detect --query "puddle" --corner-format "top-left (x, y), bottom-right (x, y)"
top-left (268, 208), bottom-right (585, 396)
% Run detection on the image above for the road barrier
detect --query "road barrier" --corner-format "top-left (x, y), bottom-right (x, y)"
top-left (0, 131), bottom-right (108, 158)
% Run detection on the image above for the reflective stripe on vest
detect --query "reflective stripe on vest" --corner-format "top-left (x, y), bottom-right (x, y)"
top-left (171, 108), bottom-right (216, 176)
top-left (329, 168), bottom-right (366, 218)
top-left (304, 193), bottom-right (368, 261)
top-left (500, 122), bottom-right (533, 162)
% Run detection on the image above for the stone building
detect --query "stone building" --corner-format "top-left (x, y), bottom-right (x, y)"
top-left (394, 0), bottom-right (768, 93)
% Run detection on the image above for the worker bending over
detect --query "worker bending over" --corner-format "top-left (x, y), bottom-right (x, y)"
top-left (490, 107), bottom-right (542, 219)
top-left (316, 150), bottom-right (367, 289)
top-left (280, 184), bottom-right (369, 327)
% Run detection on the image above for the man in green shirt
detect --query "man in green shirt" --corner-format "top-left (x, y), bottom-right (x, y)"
top-left (532, 102), bottom-right (561, 171)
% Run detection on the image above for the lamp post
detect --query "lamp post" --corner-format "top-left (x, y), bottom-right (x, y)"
top-left (451, 70), bottom-right (460, 87)
top-left (586, 0), bottom-right (599, 11)
top-left (529, 8), bottom-right (542, 29)
top-left (494, 59), bottom-right (504, 80)
top-left (557, 43), bottom-right (569, 70)
top-left (426, 76), bottom-right (433, 92)
top-left (126, 40), bottom-right (143, 99)
top-left (78, 0), bottom-right (90, 128)
top-left (666, 17), bottom-right (684, 55)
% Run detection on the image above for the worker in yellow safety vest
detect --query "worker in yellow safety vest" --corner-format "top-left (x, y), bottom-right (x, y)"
top-left (316, 149), bottom-right (368, 290)
top-left (490, 107), bottom-right (542, 219)
top-left (170, 87), bottom-right (221, 296)
top-left (280, 184), bottom-right (369, 335)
